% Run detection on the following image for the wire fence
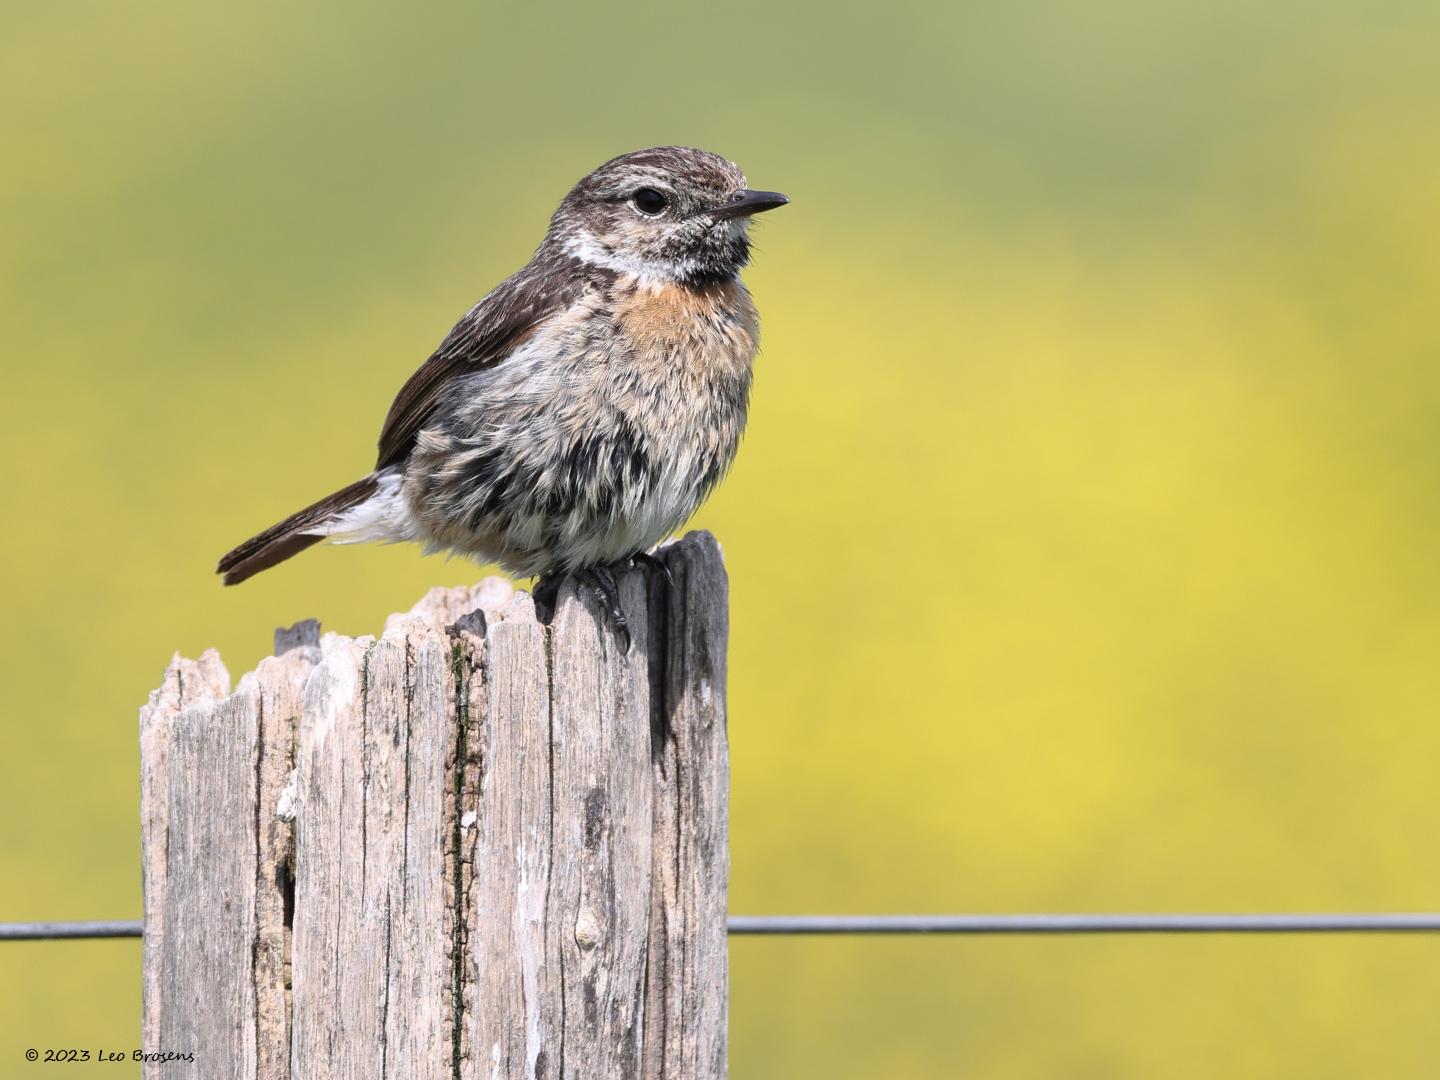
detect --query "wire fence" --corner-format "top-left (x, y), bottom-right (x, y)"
top-left (7, 913), bottom-right (1440, 941)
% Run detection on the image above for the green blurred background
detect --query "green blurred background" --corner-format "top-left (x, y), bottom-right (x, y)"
top-left (4, 0), bottom-right (1440, 1075)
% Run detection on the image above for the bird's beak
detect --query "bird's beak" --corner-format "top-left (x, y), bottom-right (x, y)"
top-left (701, 189), bottom-right (790, 222)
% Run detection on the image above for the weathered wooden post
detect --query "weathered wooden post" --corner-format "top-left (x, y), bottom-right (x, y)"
top-left (139, 532), bottom-right (729, 1079)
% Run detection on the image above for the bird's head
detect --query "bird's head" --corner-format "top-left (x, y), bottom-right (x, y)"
top-left (548, 146), bottom-right (788, 285)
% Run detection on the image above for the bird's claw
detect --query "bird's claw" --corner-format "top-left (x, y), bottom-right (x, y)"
top-left (629, 550), bottom-right (675, 588)
top-left (534, 555), bottom-right (675, 653)
top-left (536, 567), bottom-right (631, 652)
top-left (576, 565), bottom-right (631, 652)
top-left (532, 573), bottom-right (562, 624)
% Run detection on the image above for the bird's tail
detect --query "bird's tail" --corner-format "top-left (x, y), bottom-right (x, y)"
top-left (217, 474), bottom-right (382, 586)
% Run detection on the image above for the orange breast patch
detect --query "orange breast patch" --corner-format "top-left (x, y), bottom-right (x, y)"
top-left (613, 279), bottom-right (759, 375)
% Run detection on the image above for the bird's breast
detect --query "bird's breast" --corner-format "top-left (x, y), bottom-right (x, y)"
top-left (611, 277), bottom-right (759, 381)
top-left (404, 275), bottom-right (759, 574)
top-left (603, 276), bottom-right (757, 484)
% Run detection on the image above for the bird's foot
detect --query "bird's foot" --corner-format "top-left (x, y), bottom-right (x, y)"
top-left (628, 550), bottom-right (674, 588)
top-left (532, 553), bottom-right (677, 652)
top-left (577, 565), bottom-right (631, 652)
top-left (532, 572), bottom-right (563, 624)
top-left (533, 565), bottom-right (632, 652)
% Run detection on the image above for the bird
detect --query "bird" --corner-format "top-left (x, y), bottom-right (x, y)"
top-left (216, 146), bottom-right (787, 646)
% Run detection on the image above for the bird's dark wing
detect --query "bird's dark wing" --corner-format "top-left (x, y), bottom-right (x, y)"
top-left (375, 256), bottom-right (593, 470)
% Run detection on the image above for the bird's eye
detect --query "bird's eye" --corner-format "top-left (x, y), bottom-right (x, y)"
top-left (632, 188), bottom-right (668, 215)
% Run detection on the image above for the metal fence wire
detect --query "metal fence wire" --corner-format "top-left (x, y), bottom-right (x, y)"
top-left (6, 913), bottom-right (1440, 941)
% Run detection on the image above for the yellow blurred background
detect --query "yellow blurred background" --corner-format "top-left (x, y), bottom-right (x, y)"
top-left (4, 0), bottom-right (1440, 1075)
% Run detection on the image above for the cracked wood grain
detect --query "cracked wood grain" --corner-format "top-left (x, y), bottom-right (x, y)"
top-left (254, 621), bottom-right (319, 1079)
top-left (140, 531), bottom-right (729, 1079)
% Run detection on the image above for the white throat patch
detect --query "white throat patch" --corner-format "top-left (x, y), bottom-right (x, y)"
top-left (561, 229), bottom-right (700, 285)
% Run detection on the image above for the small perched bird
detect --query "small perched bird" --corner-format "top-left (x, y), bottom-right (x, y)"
top-left (217, 146), bottom-right (787, 643)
